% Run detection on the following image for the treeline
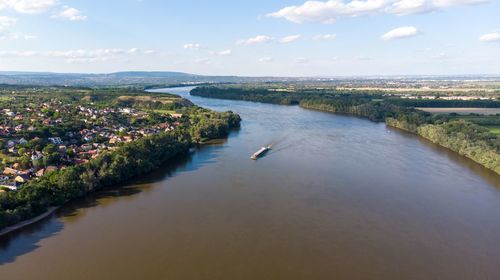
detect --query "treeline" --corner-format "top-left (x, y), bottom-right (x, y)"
top-left (183, 107), bottom-right (241, 142)
top-left (387, 118), bottom-right (500, 173)
top-left (191, 87), bottom-right (302, 105)
top-left (299, 98), bottom-right (430, 122)
top-left (0, 111), bottom-right (240, 230)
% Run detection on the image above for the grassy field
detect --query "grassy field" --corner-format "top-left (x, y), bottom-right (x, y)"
top-left (485, 126), bottom-right (500, 135)
top-left (417, 107), bottom-right (500, 115)
top-left (445, 115), bottom-right (500, 126)
top-left (118, 95), bottom-right (180, 104)
top-left (152, 109), bottom-right (177, 115)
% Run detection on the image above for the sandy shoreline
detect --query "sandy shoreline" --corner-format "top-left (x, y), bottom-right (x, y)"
top-left (0, 207), bottom-right (58, 237)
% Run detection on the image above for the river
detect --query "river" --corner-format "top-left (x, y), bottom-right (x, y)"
top-left (1, 86), bottom-right (499, 279)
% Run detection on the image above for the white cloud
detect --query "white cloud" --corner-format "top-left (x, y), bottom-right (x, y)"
top-left (267, 0), bottom-right (489, 23)
top-left (0, 16), bottom-right (25, 40)
top-left (432, 0), bottom-right (487, 7)
top-left (195, 58), bottom-right (211, 64)
top-left (0, 31), bottom-right (36, 40)
top-left (356, 55), bottom-right (371, 61)
top-left (313, 34), bottom-right (337, 40)
top-left (45, 49), bottom-right (126, 60)
top-left (431, 52), bottom-right (449, 59)
top-left (258, 57), bottom-right (274, 62)
top-left (183, 43), bottom-right (201, 50)
top-left (386, 0), bottom-right (434, 15)
top-left (0, 15), bottom-right (16, 30)
top-left (216, 49), bottom-right (232, 56)
top-left (267, 0), bottom-right (390, 24)
top-left (279, 34), bottom-right (301, 43)
top-left (479, 32), bottom-right (500, 42)
top-left (127, 48), bottom-right (155, 55)
top-left (0, 48), bottom-right (157, 63)
top-left (210, 49), bottom-right (232, 56)
top-left (0, 50), bottom-right (37, 57)
top-left (295, 57), bottom-right (308, 63)
top-left (52, 6), bottom-right (87, 21)
top-left (382, 26), bottom-right (419, 40)
top-left (237, 34), bottom-right (302, 45)
top-left (0, 32), bottom-right (14, 39)
top-left (237, 35), bottom-right (273, 45)
top-left (127, 48), bottom-right (139, 54)
top-left (387, 0), bottom-right (486, 15)
top-left (185, 44), bottom-right (231, 56)
top-left (0, 0), bottom-right (58, 14)
top-left (66, 57), bottom-right (110, 63)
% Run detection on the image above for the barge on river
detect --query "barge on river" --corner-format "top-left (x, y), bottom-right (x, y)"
top-left (251, 145), bottom-right (271, 160)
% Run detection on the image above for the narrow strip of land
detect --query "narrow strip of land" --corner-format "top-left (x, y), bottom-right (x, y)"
top-left (0, 207), bottom-right (58, 237)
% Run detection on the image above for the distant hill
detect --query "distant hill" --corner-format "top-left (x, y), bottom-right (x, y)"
top-left (0, 71), bottom-right (244, 87)
top-left (0, 71), bottom-right (195, 77)
top-left (110, 71), bottom-right (199, 78)
top-left (1, 71), bottom-right (498, 87)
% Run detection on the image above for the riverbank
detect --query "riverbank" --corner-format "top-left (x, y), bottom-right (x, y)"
top-left (0, 133), bottom-right (235, 232)
top-left (386, 118), bottom-right (500, 175)
top-left (0, 207), bottom-right (58, 237)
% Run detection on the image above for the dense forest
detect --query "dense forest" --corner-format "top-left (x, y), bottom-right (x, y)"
top-left (387, 118), bottom-right (499, 173)
top-left (191, 86), bottom-right (500, 175)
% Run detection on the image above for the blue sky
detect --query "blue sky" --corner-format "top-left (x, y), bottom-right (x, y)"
top-left (0, 0), bottom-right (499, 76)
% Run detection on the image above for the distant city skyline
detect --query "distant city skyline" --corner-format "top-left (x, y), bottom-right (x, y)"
top-left (0, 0), bottom-right (499, 76)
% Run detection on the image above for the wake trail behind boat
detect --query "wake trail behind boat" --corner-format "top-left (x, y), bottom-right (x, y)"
top-left (266, 133), bottom-right (290, 148)
top-left (266, 135), bottom-right (307, 156)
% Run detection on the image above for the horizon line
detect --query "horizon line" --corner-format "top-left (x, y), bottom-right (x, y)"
top-left (1, 70), bottom-right (500, 79)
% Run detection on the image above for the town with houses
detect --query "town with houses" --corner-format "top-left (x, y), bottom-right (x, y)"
top-left (0, 99), bottom-right (183, 193)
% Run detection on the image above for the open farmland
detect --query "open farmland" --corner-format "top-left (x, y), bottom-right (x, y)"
top-left (417, 108), bottom-right (500, 115)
